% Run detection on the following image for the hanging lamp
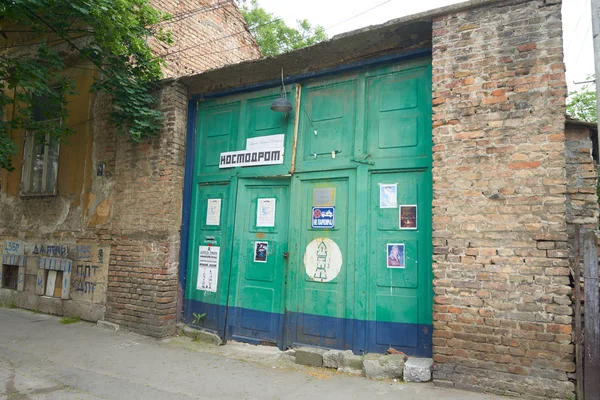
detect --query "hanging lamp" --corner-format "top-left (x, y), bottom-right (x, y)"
top-left (270, 68), bottom-right (293, 113)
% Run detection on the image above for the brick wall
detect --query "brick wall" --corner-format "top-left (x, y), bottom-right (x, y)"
top-left (431, 0), bottom-right (574, 398)
top-left (103, 82), bottom-right (188, 337)
top-left (0, 0), bottom-right (260, 332)
top-left (149, 0), bottom-right (261, 78)
top-left (565, 123), bottom-right (598, 239)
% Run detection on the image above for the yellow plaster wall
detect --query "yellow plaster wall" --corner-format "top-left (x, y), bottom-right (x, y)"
top-left (1, 65), bottom-right (96, 214)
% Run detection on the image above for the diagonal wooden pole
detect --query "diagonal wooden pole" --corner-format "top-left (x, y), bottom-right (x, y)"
top-left (583, 231), bottom-right (600, 399)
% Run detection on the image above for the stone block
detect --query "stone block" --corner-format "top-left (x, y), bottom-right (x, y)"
top-left (337, 351), bottom-right (364, 375)
top-left (182, 325), bottom-right (199, 338)
top-left (404, 357), bottom-right (433, 382)
top-left (97, 320), bottom-right (120, 332)
top-left (16, 292), bottom-right (39, 310)
top-left (63, 300), bottom-right (105, 322)
top-left (182, 325), bottom-right (222, 345)
top-left (0, 288), bottom-right (18, 306)
top-left (338, 366), bottom-right (363, 376)
top-left (195, 330), bottom-right (222, 345)
top-left (362, 353), bottom-right (405, 380)
top-left (277, 349), bottom-right (296, 363)
top-left (323, 350), bottom-right (352, 369)
top-left (295, 347), bottom-right (327, 367)
top-left (38, 296), bottom-right (63, 316)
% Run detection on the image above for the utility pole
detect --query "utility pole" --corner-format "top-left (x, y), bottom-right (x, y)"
top-left (593, 0), bottom-right (600, 158)
top-left (585, 4), bottom-right (600, 399)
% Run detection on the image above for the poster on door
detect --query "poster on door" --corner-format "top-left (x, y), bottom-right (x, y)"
top-left (257, 198), bottom-right (276, 227)
top-left (386, 243), bottom-right (405, 268)
top-left (399, 205), bottom-right (417, 229)
top-left (206, 199), bottom-right (222, 226)
top-left (197, 245), bottom-right (220, 292)
top-left (254, 241), bottom-right (268, 263)
top-left (379, 184), bottom-right (397, 208)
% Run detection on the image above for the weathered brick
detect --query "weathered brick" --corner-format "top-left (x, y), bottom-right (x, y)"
top-left (432, 0), bottom-right (577, 398)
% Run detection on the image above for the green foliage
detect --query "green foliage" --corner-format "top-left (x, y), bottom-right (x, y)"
top-left (0, 300), bottom-right (17, 308)
top-left (0, 0), bottom-right (172, 171)
top-left (567, 82), bottom-right (597, 123)
top-left (239, 0), bottom-right (327, 57)
top-left (192, 312), bottom-right (206, 325)
top-left (59, 316), bottom-right (81, 324)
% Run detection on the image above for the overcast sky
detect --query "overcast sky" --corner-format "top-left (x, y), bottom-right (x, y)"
top-left (256, 0), bottom-right (594, 92)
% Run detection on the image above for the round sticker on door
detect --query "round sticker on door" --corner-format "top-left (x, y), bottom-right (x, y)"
top-left (304, 238), bottom-right (342, 283)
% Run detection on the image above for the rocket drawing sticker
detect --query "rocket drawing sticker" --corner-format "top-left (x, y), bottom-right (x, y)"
top-left (304, 238), bottom-right (342, 283)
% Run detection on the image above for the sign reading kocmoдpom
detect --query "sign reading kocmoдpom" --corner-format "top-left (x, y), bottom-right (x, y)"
top-left (219, 149), bottom-right (283, 168)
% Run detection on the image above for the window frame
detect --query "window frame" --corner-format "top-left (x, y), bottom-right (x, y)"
top-left (1, 264), bottom-right (19, 290)
top-left (20, 94), bottom-right (62, 197)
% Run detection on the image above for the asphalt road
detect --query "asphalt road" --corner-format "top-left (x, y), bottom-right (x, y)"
top-left (0, 308), bottom-right (506, 400)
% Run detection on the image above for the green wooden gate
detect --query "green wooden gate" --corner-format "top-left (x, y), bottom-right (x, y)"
top-left (185, 58), bottom-right (433, 355)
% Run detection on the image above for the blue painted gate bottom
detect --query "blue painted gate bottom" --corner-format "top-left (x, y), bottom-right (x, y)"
top-left (186, 300), bottom-right (432, 357)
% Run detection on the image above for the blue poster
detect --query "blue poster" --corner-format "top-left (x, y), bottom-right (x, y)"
top-left (312, 207), bottom-right (335, 228)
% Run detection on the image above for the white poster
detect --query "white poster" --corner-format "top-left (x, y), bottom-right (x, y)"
top-left (379, 183), bottom-right (398, 208)
top-left (246, 134), bottom-right (285, 151)
top-left (197, 245), bottom-right (220, 293)
top-left (206, 199), bottom-right (222, 226)
top-left (257, 198), bottom-right (276, 227)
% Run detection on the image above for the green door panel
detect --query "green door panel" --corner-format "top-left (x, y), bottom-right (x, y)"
top-left (195, 87), bottom-right (296, 179)
top-left (365, 66), bottom-right (430, 161)
top-left (367, 169), bottom-right (432, 348)
top-left (288, 171), bottom-right (356, 347)
top-left (186, 181), bottom-right (235, 335)
top-left (228, 179), bottom-right (290, 343)
top-left (245, 95), bottom-right (289, 139)
top-left (187, 182), bottom-right (232, 302)
top-left (197, 103), bottom-right (241, 174)
top-left (297, 78), bottom-right (358, 168)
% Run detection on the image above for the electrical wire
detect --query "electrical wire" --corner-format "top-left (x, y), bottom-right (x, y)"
top-left (565, 0), bottom-right (587, 55)
top-left (19, 5), bottom-right (105, 73)
top-left (162, 17), bottom-right (280, 59)
top-left (165, 0), bottom-right (235, 24)
top-left (1, 34), bottom-right (93, 50)
top-left (573, 18), bottom-right (592, 68)
top-left (326, 0), bottom-right (393, 30)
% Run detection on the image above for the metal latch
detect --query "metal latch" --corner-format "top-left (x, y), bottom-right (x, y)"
top-left (351, 154), bottom-right (374, 165)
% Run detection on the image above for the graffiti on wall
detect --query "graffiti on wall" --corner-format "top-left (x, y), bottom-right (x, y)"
top-left (29, 244), bottom-right (92, 260)
top-left (4, 240), bottom-right (24, 256)
top-left (2, 240), bottom-right (109, 304)
top-left (72, 264), bottom-right (99, 294)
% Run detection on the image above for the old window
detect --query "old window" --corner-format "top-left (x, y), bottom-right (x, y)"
top-left (2, 265), bottom-right (18, 290)
top-left (45, 270), bottom-right (63, 297)
top-left (21, 94), bottom-right (61, 196)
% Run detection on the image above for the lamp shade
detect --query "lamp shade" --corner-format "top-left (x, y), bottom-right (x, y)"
top-left (270, 95), bottom-right (293, 113)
